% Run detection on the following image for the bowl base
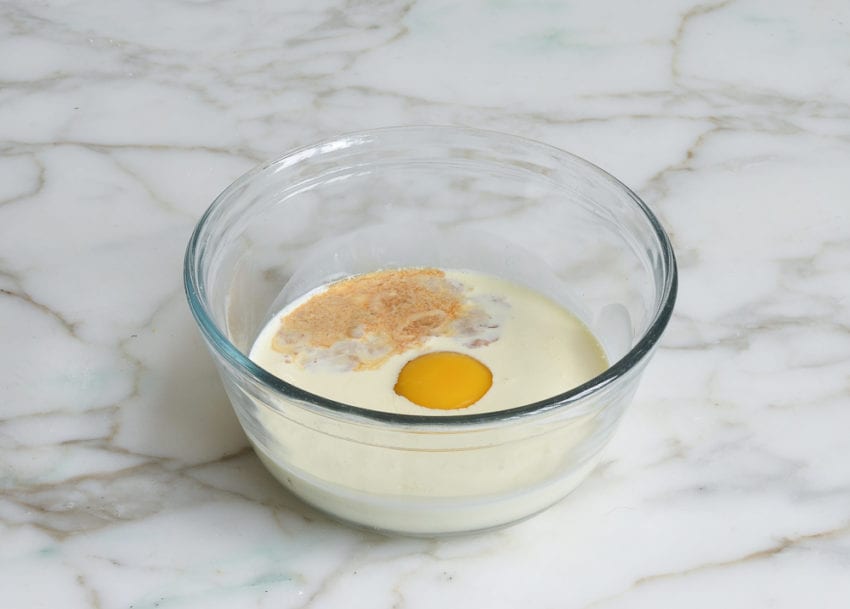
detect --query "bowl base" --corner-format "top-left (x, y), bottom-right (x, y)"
top-left (254, 444), bottom-right (603, 537)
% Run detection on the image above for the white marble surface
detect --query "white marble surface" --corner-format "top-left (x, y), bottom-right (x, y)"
top-left (2, 0), bottom-right (849, 607)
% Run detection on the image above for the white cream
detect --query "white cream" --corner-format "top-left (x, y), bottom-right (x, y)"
top-left (250, 270), bottom-right (607, 415)
top-left (245, 269), bottom-right (613, 535)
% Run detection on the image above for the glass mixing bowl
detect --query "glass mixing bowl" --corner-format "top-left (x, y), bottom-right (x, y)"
top-left (184, 126), bottom-right (677, 536)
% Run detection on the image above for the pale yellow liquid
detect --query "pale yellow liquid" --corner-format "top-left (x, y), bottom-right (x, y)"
top-left (250, 270), bottom-right (607, 415)
top-left (246, 269), bottom-right (611, 534)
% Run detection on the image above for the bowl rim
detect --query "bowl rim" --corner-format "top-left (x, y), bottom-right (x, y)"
top-left (184, 125), bottom-right (678, 428)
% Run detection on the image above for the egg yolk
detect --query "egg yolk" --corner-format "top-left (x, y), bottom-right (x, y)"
top-left (394, 351), bottom-right (493, 410)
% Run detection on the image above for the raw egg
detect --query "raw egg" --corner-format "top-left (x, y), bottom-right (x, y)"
top-left (394, 351), bottom-right (493, 410)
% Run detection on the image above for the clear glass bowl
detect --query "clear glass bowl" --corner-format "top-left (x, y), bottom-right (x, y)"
top-left (184, 126), bottom-right (677, 536)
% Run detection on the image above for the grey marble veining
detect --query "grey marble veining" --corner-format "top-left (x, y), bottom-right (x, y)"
top-left (1, 0), bottom-right (849, 607)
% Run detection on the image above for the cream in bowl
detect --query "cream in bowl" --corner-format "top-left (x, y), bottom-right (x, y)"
top-left (250, 268), bottom-right (608, 416)
top-left (184, 127), bottom-right (677, 536)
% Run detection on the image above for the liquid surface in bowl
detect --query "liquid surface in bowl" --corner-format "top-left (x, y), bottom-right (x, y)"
top-left (249, 269), bottom-right (608, 415)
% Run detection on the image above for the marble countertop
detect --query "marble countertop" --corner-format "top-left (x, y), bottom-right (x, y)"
top-left (2, 1), bottom-right (849, 607)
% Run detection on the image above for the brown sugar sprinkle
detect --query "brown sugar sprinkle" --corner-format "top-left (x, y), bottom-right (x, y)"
top-left (271, 268), bottom-right (468, 370)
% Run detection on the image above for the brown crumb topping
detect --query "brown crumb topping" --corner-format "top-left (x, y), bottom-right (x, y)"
top-left (272, 268), bottom-right (469, 370)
